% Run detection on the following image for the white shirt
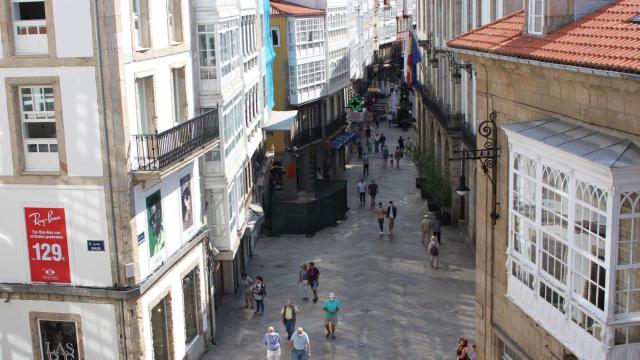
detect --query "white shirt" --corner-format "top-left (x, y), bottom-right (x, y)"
top-left (357, 182), bottom-right (366, 193)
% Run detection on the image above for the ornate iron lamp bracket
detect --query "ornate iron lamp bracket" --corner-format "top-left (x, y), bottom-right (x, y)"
top-left (451, 111), bottom-right (501, 223)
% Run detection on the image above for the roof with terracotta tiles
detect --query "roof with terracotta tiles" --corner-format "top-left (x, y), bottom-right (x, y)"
top-left (448, 0), bottom-right (640, 74)
top-left (270, 1), bottom-right (324, 16)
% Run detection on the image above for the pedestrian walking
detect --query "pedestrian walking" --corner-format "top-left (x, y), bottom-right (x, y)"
top-left (240, 273), bottom-right (255, 309)
top-left (289, 327), bottom-right (311, 360)
top-left (389, 153), bottom-right (394, 168)
top-left (362, 153), bottom-right (369, 176)
top-left (382, 146), bottom-right (389, 168)
top-left (380, 133), bottom-right (386, 148)
top-left (375, 118), bottom-right (380, 128)
top-left (323, 292), bottom-right (341, 339)
top-left (307, 262), bottom-right (320, 303)
top-left (406, 137), bottom-right (413, 155)
top-left (357, 142), bottom-right (363, 159)
top-left (386, 201), bottom-right (397, 235)
top-left (365, 124), bottom-right (371, 140)
top-left (420, 214), bottom-right (431, 245)
top-left (428, 235), bottom-right (440, 269)
top-left (457, 336), bottom-right (471, 360)
top-left (263, 326), bottom-right (282, 360)
top-left (375, 202), bottom-right (386, 235)
top-left (374, 133), bottom-right (380, 153)
top-left (470, 344), bottom-right (477, 360)
top-left (368, 180), bottom-right (378, 207)
top-left (394, 146), bottom-right (402, 168)
top-left (357, 179), bottom-right (367, 206)
top-left (253, 276), bottom-right (266, 315)
top-left (281, 299), bottom-right (299, 340)
top-left (298, 264), bottom-right (309, 301)
top-left (398, 136), bottom-right (405, 154)
top-left (432, 216), bottom-right (441, 243)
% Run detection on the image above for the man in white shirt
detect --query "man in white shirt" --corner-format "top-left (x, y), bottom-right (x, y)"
top-left (357, 179), bottom-right (367, 206)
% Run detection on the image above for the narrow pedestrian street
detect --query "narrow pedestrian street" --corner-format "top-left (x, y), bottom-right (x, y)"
top-left (205, 122), bottom-right (476, 360)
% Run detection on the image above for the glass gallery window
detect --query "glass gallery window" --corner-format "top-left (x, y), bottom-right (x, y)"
top-left (503, 118), bottom-right (640, 358)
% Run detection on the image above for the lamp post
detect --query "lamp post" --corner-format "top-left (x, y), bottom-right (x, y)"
top-left (451, 111), bottom-right (500, 224)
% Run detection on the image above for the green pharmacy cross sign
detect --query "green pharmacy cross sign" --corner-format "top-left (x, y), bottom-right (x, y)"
top-left (348, 97), bottom-right (363, 111)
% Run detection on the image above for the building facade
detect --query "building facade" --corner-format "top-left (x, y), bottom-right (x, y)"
top-left (193, 0), bottom-right (272, 308)
top-left (267, 0), bottom-right (351, 201)
top-left (449, 1), bottom-right (640, 359)
top-left (0, 0), bottom-right (217, 359)
top-left (414, 0), bottom-right (523, 240)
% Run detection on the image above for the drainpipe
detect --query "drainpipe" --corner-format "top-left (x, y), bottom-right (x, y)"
top-left (92, 1), bottom-right (129, 359)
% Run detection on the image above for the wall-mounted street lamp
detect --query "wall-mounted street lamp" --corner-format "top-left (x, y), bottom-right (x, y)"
top-left (452, 111), bottom-right (501, 224)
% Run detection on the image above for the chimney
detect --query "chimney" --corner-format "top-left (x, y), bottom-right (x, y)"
top-left (525, 0), bottom-right (615, 36)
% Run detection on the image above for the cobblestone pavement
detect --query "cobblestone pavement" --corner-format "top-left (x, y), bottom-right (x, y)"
top-left (204, 121), bottom-right (476, 360)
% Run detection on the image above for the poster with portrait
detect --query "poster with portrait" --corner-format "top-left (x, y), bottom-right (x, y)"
top-left (38, 320), bottom-right (81, 360)
top-left (146, 191), bottom-right (164, 258)
top-left (180, 174), bottom-right (193, 231)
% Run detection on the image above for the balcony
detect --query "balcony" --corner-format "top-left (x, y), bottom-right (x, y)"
top-left (131, 110), bottom-right (219, 180)
top-left (290, 125), bottom-right (323, 149)
top-left (323, 116), bottom-right (346, 137)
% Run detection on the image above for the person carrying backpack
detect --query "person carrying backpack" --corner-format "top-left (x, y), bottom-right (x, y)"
top-left (253, 276), bottom-right (266, 315)
top-left (428, 235), bottom-right (439, 269)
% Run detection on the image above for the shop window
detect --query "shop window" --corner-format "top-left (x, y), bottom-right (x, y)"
top-left (151, 295), bottom-right (172, 360)
top-left (182, 267), bottom-right (200, 344)
top-left (29, 313), bottom-right (85, 360)
top-left (19, 86), bottom-right (58, 171)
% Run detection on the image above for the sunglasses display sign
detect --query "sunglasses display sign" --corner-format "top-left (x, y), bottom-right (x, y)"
top-left (24, 207), bottom-right (71, 284)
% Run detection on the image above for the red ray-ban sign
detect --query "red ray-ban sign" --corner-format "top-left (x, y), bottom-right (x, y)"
top-left (24, 208), bottom-right (71, 283)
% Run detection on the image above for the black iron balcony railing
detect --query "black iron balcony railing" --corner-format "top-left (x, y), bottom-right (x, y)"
top-left (291, 125), bottom-right (323, 148)
top-left (132, 110), bottom-right (219, 172)
top-left (323, 116), bottom-right (347, 136)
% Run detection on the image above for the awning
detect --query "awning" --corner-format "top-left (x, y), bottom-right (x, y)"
top-left (328, 131), bottom-right (356, 150)
top-left (262, 110), bottom-right (298, 131)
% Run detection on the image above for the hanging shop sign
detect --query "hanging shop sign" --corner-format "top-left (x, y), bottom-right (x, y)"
top-left (37, 319), bottom-right (81, 360)
top-left (24, 208), bottom-right (71, 284)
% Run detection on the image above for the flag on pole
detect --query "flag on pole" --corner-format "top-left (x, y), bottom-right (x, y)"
top-left (403, 31), bottom-right (422, 88)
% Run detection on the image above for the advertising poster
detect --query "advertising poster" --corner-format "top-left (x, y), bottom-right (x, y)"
top-left (180, 174), bottom-right (193, 231)
top-left (24, 207), bottom-right (71, 284)
top-left (38, 320), bottom-right (81, 360)
top-left (146, 191), bottom-right (165, 258)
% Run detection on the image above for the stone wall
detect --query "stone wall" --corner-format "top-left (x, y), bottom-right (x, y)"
top-left (462, 54), bottom-right (640, 359)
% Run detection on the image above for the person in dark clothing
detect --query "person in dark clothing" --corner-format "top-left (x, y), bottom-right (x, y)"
top-left (432, 216), bottom-right (442, 243)
top-left (386, 201), bottom-right (398, 234)
top-left (357, 142), bottom-right (363, 159)
top-left (379, 134), bottom-right (386, 148)
top-left (398, 136), bottom-right (405, 154)
top-left (307, 262), bottom-right (320, 303)
top-left (368, 180), bottom-right (378, 207)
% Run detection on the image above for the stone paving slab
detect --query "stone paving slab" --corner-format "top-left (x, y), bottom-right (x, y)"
top-left (204, 123), bottom-right (476, 360)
